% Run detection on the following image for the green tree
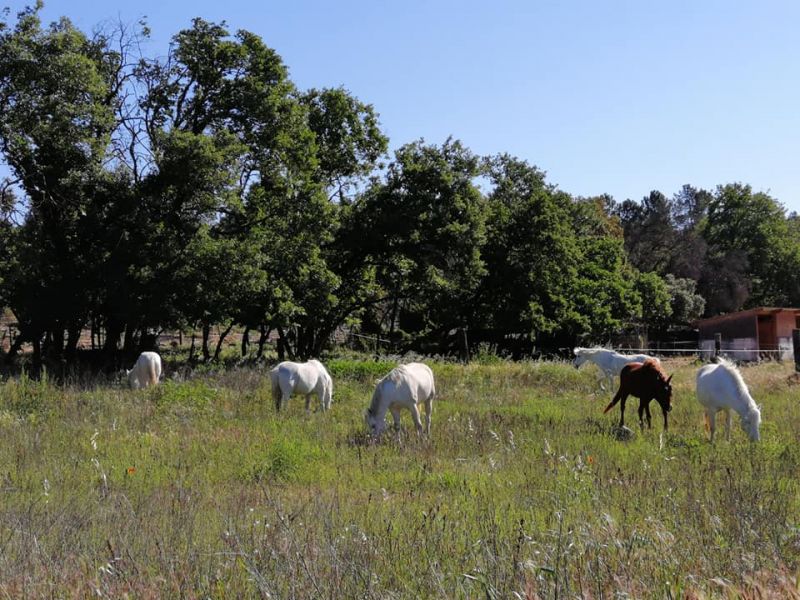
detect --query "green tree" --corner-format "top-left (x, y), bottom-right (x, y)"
top-left (476, 155), bottom-right (580, 344)
top-left (354, 139), bottom-right (487, 350)
top-left (302, 87), bottom-right (388, 200)
top-left (569, 197), bottom-right (641, 341)
top-left (633, 271), bottom-right (672, 335)
top-left (702, 183), bottom-right (800, 310)
top-left (0, 4), bottom-right (120, 361)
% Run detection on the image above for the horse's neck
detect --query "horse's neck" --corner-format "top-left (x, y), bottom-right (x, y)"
top-left (738, 393), bottom-right (758, 416)
top-left (725, 371), bottom-right (757, 414)
top-left (368, 385), bottom-right (386, 418)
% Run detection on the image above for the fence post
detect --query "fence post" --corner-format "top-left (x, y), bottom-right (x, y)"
top-left (793, 329), bottom-right (800, 373)
top-left (714, 333), bottom-right (721, 358)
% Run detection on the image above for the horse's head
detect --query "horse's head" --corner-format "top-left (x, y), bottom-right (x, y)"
top-left (741, 405), bottom-right (762, 442)
top-left (125, 369), bottom-right (140, 389)
top-left (364, 408), bottom-right (385, 436)
top-left (655, 373), bottom-right (673, 413)
top-left (572, 348), bottom-right (588, 369)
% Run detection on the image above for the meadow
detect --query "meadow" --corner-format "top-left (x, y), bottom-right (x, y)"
top-left (0, 356), bottom-right (799, 598)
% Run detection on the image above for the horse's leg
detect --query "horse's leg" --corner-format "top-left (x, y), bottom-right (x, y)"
top-left (390, 406), bottom-right (402, 441)
top-left (645, 400), bottom-right (653, 429)
top-left (618, 395), bottom-right (627, 427)
top-left (305, 394), bottom-right (312, 414)
top-left (390, 407), bottom-right (402, 430)
top-left (637, 400), bottom-right (646, 430)
top-left (707, 410), bottom-right (716, 442)
top-left (409, 403), bottom-right (424, 435)
top-left (603, 385), bottom-right (628, 427)
top-left (423, 398), bottom-right (432, 436)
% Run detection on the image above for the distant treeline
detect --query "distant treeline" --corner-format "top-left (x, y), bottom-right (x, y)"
top-left (0, 6), bottom-right (798, 364)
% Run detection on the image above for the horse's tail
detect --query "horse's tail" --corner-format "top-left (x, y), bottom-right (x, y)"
top-left (270, 368), bottom-right (282, 409)
top-left (603, 389), bottom-right (623, 414)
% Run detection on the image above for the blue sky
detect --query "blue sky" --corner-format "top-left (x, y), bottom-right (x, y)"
top-left (6, 0), bottom-right (800, 213)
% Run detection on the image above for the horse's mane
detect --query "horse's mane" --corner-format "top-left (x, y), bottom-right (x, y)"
top-left (367, 367), bottom-right (399, 416)
top-left (716, 357), bottom-right (759, 414)
top-left (574, 347), bottom-right (608, 356)
top-left (367, 365), bottom-right (416, 416)
top-left (639, 357), bottom-right (667, 379)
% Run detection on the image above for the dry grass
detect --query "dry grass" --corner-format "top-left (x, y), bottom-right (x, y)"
top-left (0, 357), bottom-right (799, 597)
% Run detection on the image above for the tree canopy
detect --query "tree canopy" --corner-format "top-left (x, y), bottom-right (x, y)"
top-left (1, 4), bottom-right (797, 364)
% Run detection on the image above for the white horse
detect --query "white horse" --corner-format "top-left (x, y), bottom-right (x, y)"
top-left (696, 358), bottom-right (761, 442)
top-left (127, 351), bottom-right (162, 389)
top-left (270, 359), bottom-right (333, 413)
top-left (573, 347), bottom-right (659, 390)
top-left (365, 362), bottom-right (435, 437)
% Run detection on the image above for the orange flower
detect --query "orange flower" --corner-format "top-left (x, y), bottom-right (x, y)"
top-left (587, 455), bottom-right (594, 465)
top-left (126, 467), bottom-right (137, 475)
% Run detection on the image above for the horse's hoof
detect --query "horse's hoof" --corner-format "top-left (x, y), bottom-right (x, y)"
top-left (611, 425), bottom-right (635, 441)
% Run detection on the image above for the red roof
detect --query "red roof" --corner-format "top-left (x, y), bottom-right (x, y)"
top-left (694, 307), bottom-right (799, 328)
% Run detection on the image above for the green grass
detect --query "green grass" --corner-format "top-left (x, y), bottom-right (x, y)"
top-left (1, 358), bottom-right (799, 597)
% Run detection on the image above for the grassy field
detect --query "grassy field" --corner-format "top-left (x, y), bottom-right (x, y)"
top-left (0, 356), bottom-right (799, 598)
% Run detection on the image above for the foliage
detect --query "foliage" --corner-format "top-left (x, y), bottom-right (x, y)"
top-left (1, 5), bottom-right (799, 363)
top-left (354, 138), bottom-right (487, 349)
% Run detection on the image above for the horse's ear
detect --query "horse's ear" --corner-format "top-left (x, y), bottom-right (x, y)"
top-left (666, 374), bottom-right (673, 384)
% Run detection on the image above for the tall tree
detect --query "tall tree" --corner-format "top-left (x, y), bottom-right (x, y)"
top-left (0, 4), bottom-right (120, 361)
top-left (702, 183), bottom-right (800, 310)
top-left (476, 155), bottom-right (580, 343)
top-left (354, 138), bottom-right (487, 350)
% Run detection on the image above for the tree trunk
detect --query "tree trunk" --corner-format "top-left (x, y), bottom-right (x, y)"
top-left (65, 323), bottom-right (82, 362)
top-left (201, 323), bottom-right (211, 362)
top-left (189, 330), bottom-right (197, 362)
top-left (123, 324), bottom-right (136, 355)
top-left (276, 326), bottom-right (291, 361)
top-left (32, 335), bottom-right (42, 374)
top-left (104, 319), bottom-right (123, 354)
top-left (241, 326), bottom-right (250, 357)
top-left (213, 322), bottom-right (235, 362)
top-left (256, 325), bottom-right (270, 359)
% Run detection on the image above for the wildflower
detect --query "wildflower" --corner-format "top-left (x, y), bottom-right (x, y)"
top-left (587, 455), bottom-right (594, 465)
top-left (126, 467), bottom-right (136, 476)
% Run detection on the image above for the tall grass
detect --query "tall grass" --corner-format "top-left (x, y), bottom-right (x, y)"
top-left (0, 358), bottom-right (798, 597)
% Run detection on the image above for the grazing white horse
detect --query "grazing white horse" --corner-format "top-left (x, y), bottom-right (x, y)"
top-left (573, 347), bottom-right (659, 390)
top-left (270, 359), bottom-right (333, 413)
top-left (696, 358), bottom-right (761, 442)
top-left (127, 351), bottom-right (162, 389)
top-left (365, 362), bottom-right (435, 436)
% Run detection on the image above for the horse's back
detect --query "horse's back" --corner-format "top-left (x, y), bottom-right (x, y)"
top-left (130, 351), bottom-right (162, 387)
top-left (400, 362), bottom-right (435, 401)
top-left (276, 360), bottom-right (328, 394)
top-left (618, 359), bottom-right (664, 393)
top-left (378, 362), bottom-right (434, 405)
top-left (696, 362), bottom-right (744, 409)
